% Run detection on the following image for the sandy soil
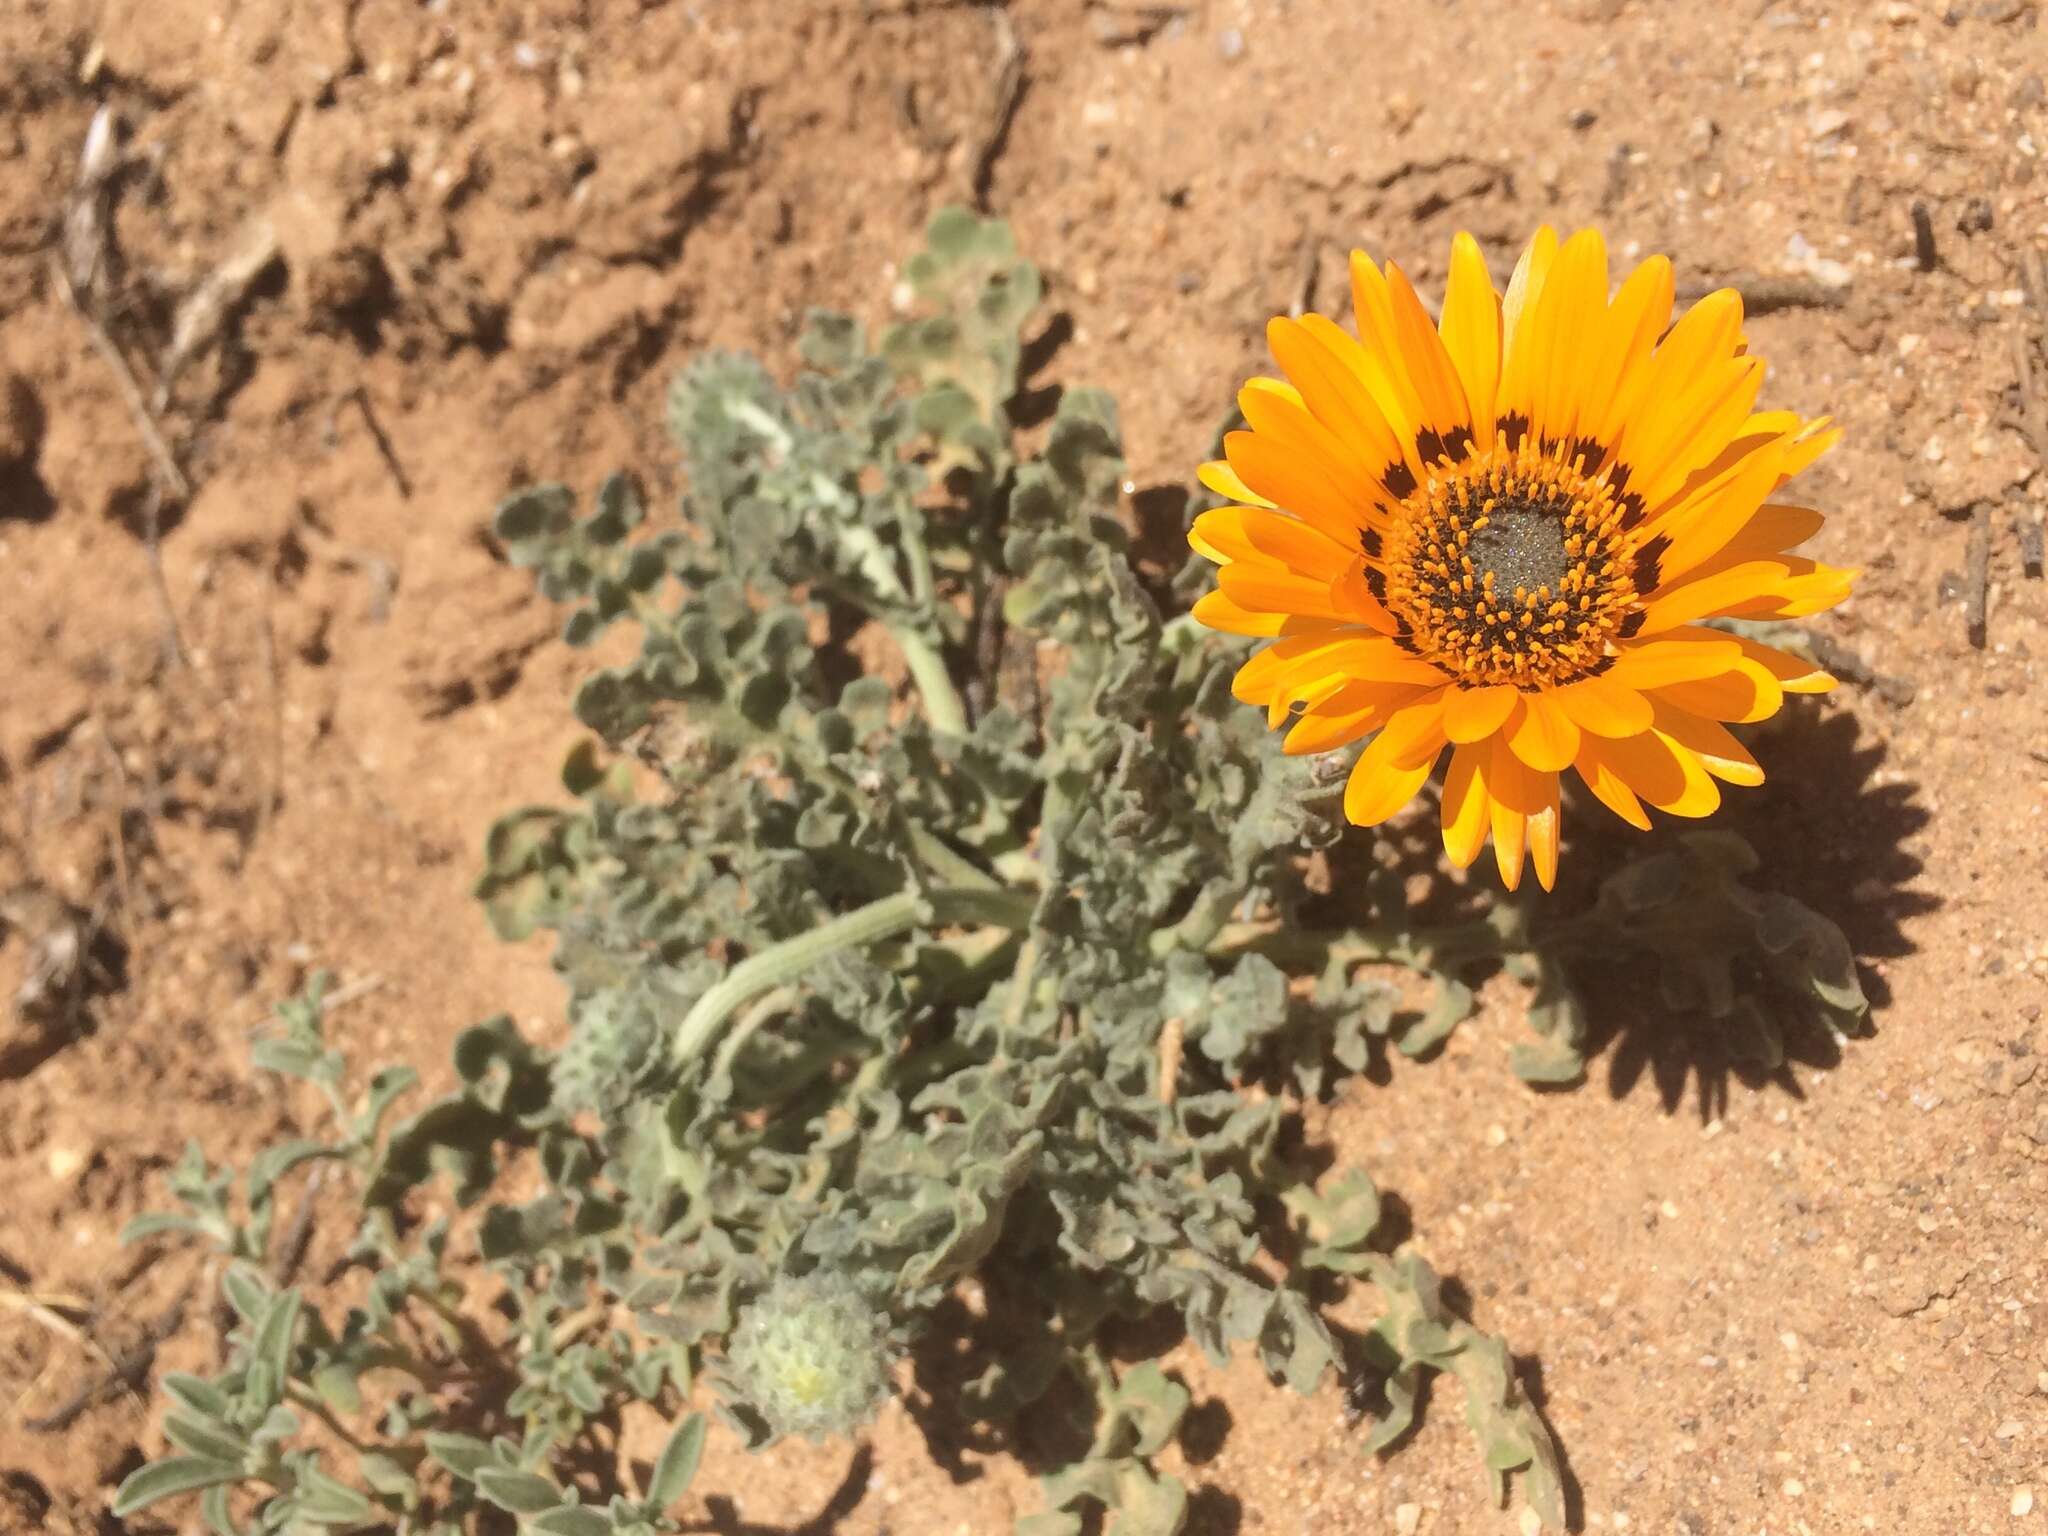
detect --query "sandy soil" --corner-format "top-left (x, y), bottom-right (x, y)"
top-left (3, 1), bottom-right (2047, 1531)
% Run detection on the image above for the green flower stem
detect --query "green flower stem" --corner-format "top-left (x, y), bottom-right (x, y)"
top-left (286, 1381), bottom-right (373, 1454)
top-left (672, 886), bottom-right (1034, 1067)
top-left (1205, 917), bottom-right (1510, 971)
top-left (1078, 1344), bottom-right (1124, 1461)
top-left (891, 621), bottom-right (970, 737)
top-left (1148, 877), bottom-right (1245, 958)
top-left (906, 822), bottom-right (1000, 892)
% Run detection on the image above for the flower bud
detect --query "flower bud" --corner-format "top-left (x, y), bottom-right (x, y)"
top-left (724, 1273), bottom-right (893, 1443)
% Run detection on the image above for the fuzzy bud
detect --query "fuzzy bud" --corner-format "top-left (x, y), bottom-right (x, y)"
top-left (724, 1273), bottom-right (893, 1443)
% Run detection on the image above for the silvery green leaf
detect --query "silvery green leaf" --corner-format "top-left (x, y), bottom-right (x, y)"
top-left (247, 1140), bottom-right (339, 1207)
top-left (250, 1288), bottom-right (303, 1386)
top-left (1112, 1363), bottom-right (1189, 1457)
top-left (219, 1262), bottom-right (272, 1323)
top-left (163, 1372), bottom-right (233, 1419)
top-left (162, 1411), bottom-right (248, 1464)
top-left (112, 1456), bottom-right (246, 1517)
top-left (476, 1467), bottom-right (567, 1516)
top-left (530, 1507), bottom-right (613, 1536)
top-left (358, 1453), bottom-right (417, 1499)
top-left (423, 1431), bottom-right (495, 1483)
top-left (645, 1414), bottom-right (707, 1508)
top-left (121, 1210), bottom-right (205, 1244)
top-left (295, 1466), bottom-right (376, 1525)
top-left (494, 484), bottom-right (578, 555)
top-left (200, 1482), bottom-right (238, 1536)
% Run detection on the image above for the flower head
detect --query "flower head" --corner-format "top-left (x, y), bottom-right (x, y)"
top-left (724, 1273), bottom-right (895, 1443)
top-left (1190, 227), bottom-right (1854, 891)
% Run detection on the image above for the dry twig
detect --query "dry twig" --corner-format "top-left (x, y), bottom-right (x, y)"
top-left (1676, 273), bottom-right (1847, 315)
top-left (156, 216), bottom-right (283, 412)
top-left (49, 260), bottom-right (188, 505)
top-left (22, 1282), bottom-right (192, 1433)
top-left (1964, 502), bottom-right (1992, 649)
top-left (1799, 630), bottom-right (1916, 708)
top-left (273, 1165), bottom-right (328, 1287)
top-left (1289, 236), bottom-right (1322, 320)
top-left (1157, 1015), bottom-right (1185, 1105)
top-left (969, 8), bottom-right (1026, 211)
top-left (328, 385), bottom-right (414, 500)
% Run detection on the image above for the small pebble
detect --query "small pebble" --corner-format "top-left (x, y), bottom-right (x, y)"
top-left (2015, 1487), bottom-right (2034, 1517)
top-left (1395, 1503), bottom-right (1422, 1535)
top-left (1217, 27), bottom-right (1245, 61)
top-left (45, 1145), bottom-right (87, 1181)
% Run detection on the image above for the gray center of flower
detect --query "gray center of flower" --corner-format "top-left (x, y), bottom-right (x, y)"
top-left (1469, 506), bottom-right (1570, 597)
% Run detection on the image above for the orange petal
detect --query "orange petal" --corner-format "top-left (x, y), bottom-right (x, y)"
top-left (1439, 231), bottom-right (1502, 451)
top-left (1329, 559), bottom-right (1403, 634)
top-left (1282, 680), bottom-right (1431, 755)
top-left (1584, 254), bottom-right (1677, 455)
top-left (1497, 226), bottom-right (1561, 435)
top-left (1650, 703), bottom-right (1764, 787)
top-left (1223, 428), bottom-right (1375, 547)
top-left (1346, 253), bottom-right (1429, 454)
top-left (1530, 228), bottom-right (1610, 448)
top-left (1553, 673), bottom-right (1655, 738)
top-left (1266, 316), bottom-right (1411, 484)
top-left (1649, 656), bottom-right (1784, 724)
top-left (1232, 630), bottom-right (1373, 706)
top-left (1732, 633), bottom-right (1835, 694)
top-left (1442, 683), bottom-right (1519, 743)
top-left (1571, 735), bottom-right (1652, 830)
top-left (1254, 636), bottom-right (1449, 723)
top-left (1194, 589), bottom-right (1342, 637)
top-left (1189, 505), bottom-right (1357, 576)
top-left (1385, 261), bottom-right (1474, 445)
top-left (1486, 735), bottom-right (1530, 890)
top-left (1505, 690), bottom-right (1582, 773)
top-left (1440, 739), bottom-right (1492, 870)
top-left (1196, 458), bottom-right (1275, 508)
top-left (1599, 728), bottom-right (1722, 818)
top-left (1217, 560), bottom-right (1352, 621)
top-left (1636, 563), bottom-right (1794, 633)
top-left (1605, 632), bottom-right (1746, 688)
top-left (1343, 692), bottom-right (1449, 825)
top-left (1526, 774), bottom-right (1561, 892)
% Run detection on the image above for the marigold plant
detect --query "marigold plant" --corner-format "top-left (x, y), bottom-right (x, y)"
top-left (112, 211), bottom-right (1868, 1536)
top-left (1191, 227), bottom-right (1855, 889)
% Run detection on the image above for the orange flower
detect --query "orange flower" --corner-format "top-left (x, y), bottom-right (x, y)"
top-left (1190, 227), bottom-right (1853, 891)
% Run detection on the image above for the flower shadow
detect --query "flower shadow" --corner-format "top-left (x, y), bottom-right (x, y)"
top-left (1553, 702), bottom-right (1935, 1119)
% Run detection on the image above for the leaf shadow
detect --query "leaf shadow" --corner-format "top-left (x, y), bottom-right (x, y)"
top-left (1552, 702), bottom-right (1934, 1119)
top-left (688, 1443), bottom-right (872, 1535)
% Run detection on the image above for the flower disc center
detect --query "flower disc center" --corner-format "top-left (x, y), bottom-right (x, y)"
top-left (1370, 444), bottom-right (1653, 689)
top-left (1468, 505), bottom-right (1569, 599)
